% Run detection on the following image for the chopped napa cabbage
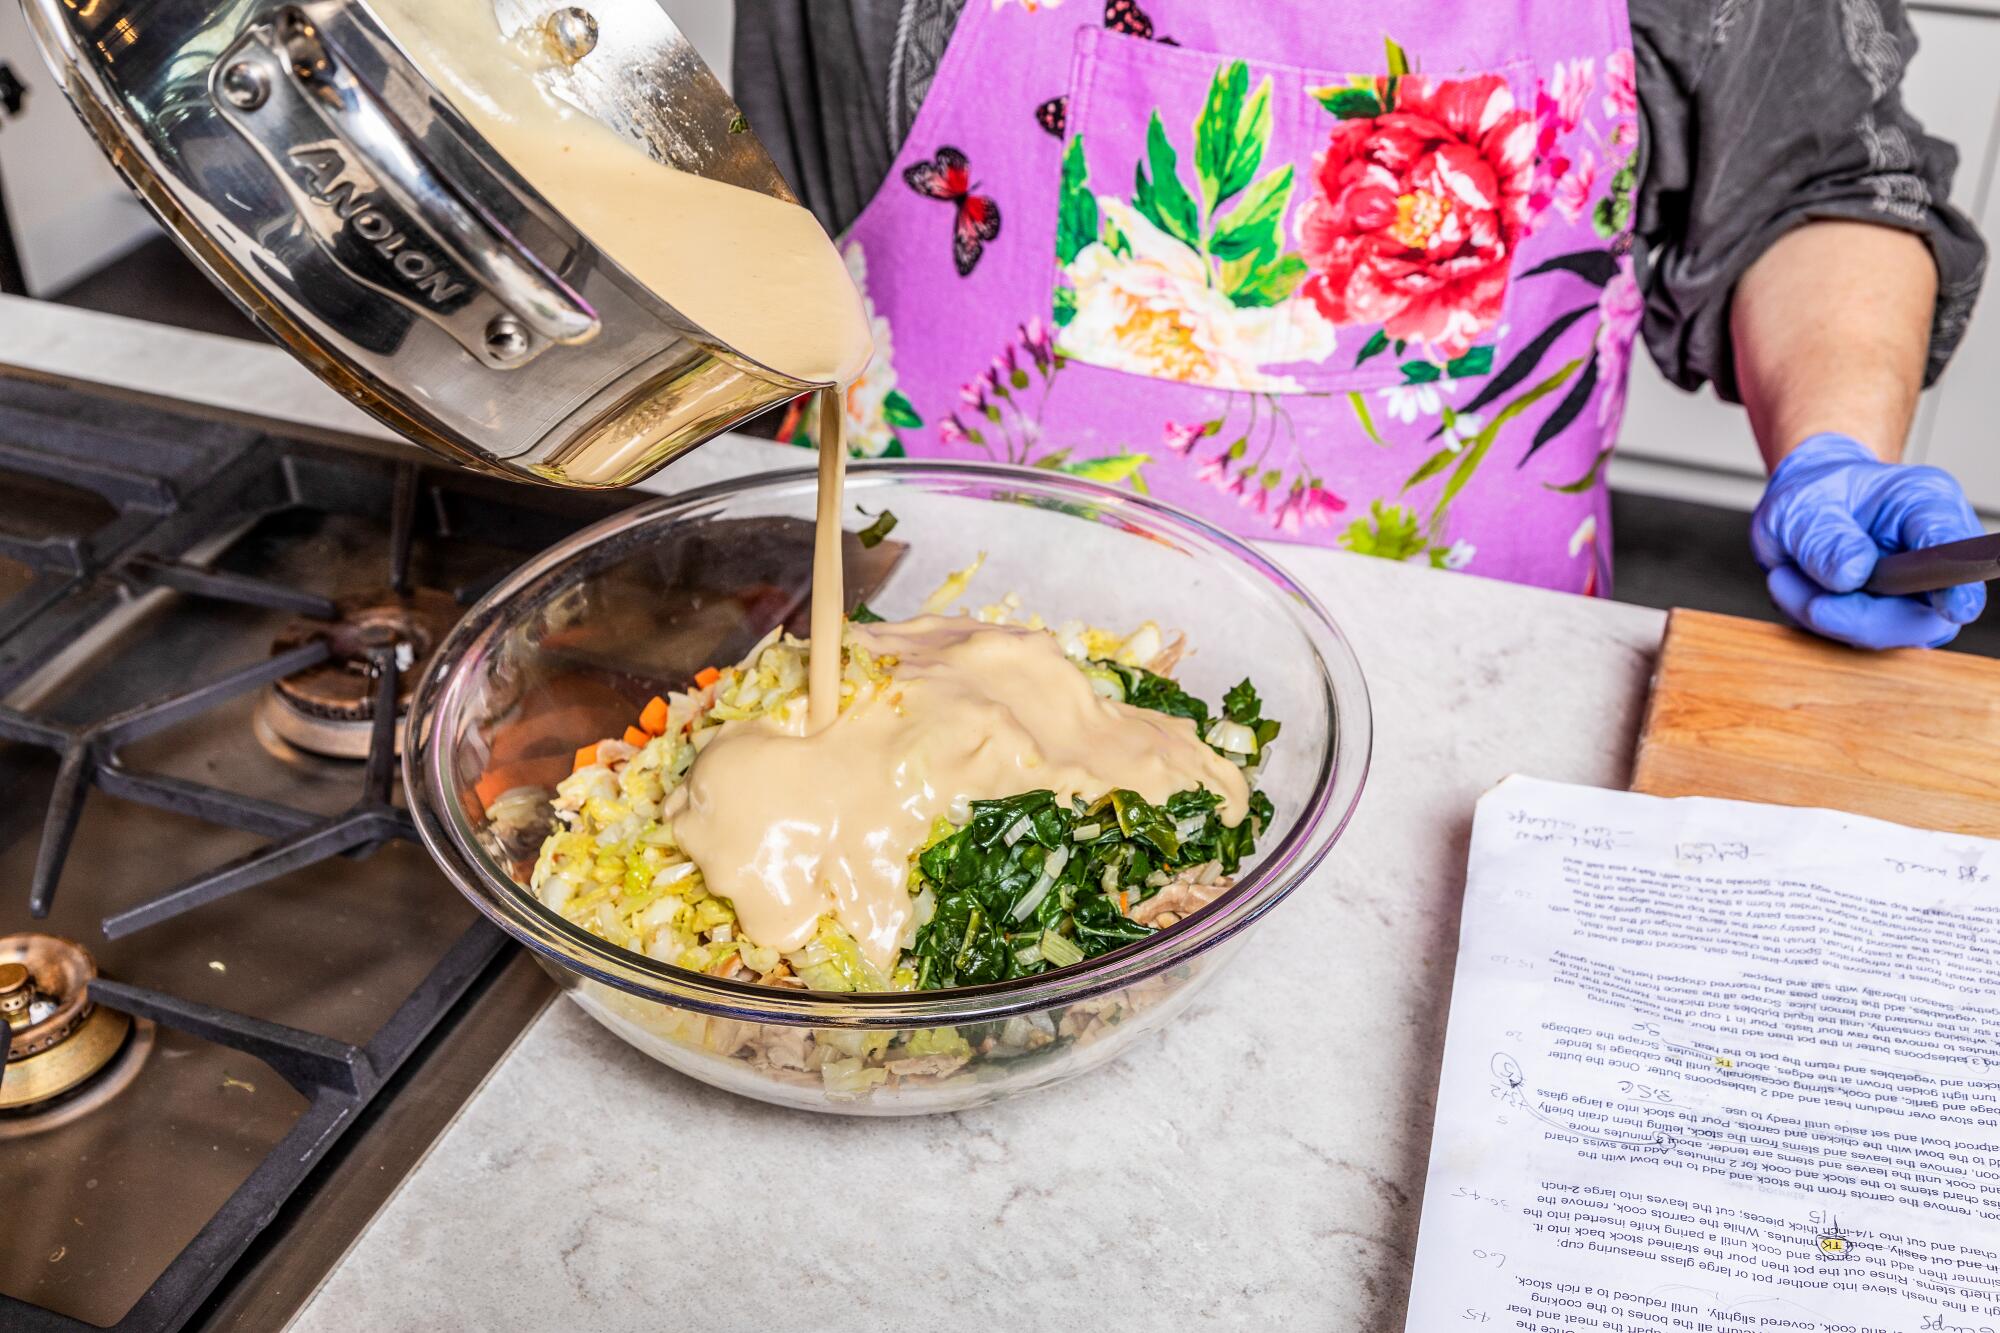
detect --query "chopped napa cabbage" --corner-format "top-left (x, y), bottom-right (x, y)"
top-left (919, 553), bottom-right (986, 615)
top-left (901, 1026), bottom-right (973, 1060)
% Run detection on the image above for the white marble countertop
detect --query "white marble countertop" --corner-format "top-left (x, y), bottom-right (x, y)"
top-left (0, 298), bottom-right (1669, 1331)
top-left (295, 547), bottom-right (1661, 1333)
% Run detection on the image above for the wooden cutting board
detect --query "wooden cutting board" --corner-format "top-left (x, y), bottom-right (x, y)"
top-left (1631, 608), bottom-right (2000, 837)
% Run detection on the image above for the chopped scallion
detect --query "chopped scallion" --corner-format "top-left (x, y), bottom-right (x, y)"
top-left (1009, 845), bottom-right (1069, 921)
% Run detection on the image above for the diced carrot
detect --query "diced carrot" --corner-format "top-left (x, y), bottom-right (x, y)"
top-left (622, 725), bottom-right (649, 748)
top-left (1118, 890), bottom-right (1129, 916)
top-left (573, 744), bottom-right (598, 771)
top-left (773, 396), bottom-right (807, 444)
top-left (693, 666), bottom-right (721, 689)
top-left (638, 695), bottom-right (669, 736)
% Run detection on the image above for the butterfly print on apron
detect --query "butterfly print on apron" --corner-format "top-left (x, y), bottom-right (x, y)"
top-left (903, 147), bottom-right (1003, 276)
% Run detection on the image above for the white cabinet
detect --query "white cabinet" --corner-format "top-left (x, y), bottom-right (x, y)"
top-left (0, 3), bottom-right (157, 294)
top-left (658, 1), bottom-right (735, 91)
top-left (1921, 168), bottom-right (2000, 510)
top-left (1913, 8), bottom-right (2000, 510)
top-left (1612, 5), bottom-right (2000, 511)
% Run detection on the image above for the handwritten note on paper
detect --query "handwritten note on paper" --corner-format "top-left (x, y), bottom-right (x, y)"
top-left (1405, 777), bottom-right (2000, 1333)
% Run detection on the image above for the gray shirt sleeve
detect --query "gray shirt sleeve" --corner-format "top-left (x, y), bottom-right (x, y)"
top-left (1629, 0), bottom-right (1987, 400)
top-left (728, 0), bottom-right (904, 236)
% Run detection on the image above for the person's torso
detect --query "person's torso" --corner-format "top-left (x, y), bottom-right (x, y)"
top-left (800, 0), bottom-right (1640, 594)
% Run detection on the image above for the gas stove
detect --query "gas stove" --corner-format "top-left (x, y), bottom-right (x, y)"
top-left (0, 374), bottom-right (636, 1331)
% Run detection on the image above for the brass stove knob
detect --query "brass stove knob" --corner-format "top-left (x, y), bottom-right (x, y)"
top-left (0, 961), bottom-right (31, 1029)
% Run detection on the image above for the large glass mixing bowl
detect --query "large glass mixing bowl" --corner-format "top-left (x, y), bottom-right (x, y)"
top-left (406, 464), bottom-right (1371, 1114)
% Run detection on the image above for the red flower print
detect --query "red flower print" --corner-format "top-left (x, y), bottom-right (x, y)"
top-left (1296, 74), bottom-right (1537, 359)
top-left (1194, 454), bottom-right (1242, 497)
top-left (1546, 58), bottom-right (1594, 136)
top-left (1301, 484), bottom-right (1346, 527)
top-left (1602, 50), bottom-right (1636, 122)
top-left (1161, 420), bottom-right (1203, 454)
top-left (1274, 490), bottom-right (1305, 536)
top-left (1270, 481), bottom-right (1346, 535)
top-left (1017, 318), bottom-right (1054, 370)
top-left (1593, 253), bottom-right (1643, 427)
top-left (1553, 146), bottom-right (1598, 225)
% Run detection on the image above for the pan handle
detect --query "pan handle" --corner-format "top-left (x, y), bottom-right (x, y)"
top-left (213, 8), bottom-right (599, 363)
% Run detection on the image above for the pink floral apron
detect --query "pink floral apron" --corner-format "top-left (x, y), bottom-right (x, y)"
top-left (793, 0), bottom-right (1641, 594)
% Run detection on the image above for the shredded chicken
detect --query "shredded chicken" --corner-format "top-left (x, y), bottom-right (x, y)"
top-left (1057, 995), bottom-right (1126, 1042)
top-left (1126, 869), bottom-right (1234, 928)
top-left (1144, 631), bottom-right (1189, 678)
top-left (753, 1027), bottom-right (812, 1071)
top-left (1056, 977), bottom-right (1171, 1046)
top-left (885, 1052), bottom-right (970, 1080)
top-left (750, 960), bottom-right (807, 988)
top-left (998, 1019), bottom-right (1055, 1053)
top-left (700, 1017), bottom-right (759, 1058)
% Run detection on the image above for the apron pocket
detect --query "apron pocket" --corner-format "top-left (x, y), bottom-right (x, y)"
top-left (1051, 25), bottom-right (1536, 398)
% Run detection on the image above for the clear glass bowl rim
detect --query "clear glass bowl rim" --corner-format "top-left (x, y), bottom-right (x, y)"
top-left (405, 461), bottom-right (1373, 1028)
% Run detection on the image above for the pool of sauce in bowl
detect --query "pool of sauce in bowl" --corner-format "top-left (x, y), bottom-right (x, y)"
top-left (669, 612), bottom-right (1249, 971)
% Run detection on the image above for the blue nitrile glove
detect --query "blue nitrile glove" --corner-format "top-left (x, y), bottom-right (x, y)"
top-left (1751, 432), bottom-right (1987, 650)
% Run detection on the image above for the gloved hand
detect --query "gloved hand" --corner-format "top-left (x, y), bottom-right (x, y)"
top-left (1751, 433), bottom-right (1987, 650)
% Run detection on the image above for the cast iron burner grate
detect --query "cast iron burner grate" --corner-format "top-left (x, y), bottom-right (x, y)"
top-left (7, 447), bottom-right (440, 939)
top-left (0, 378), bottom-right (634, 1332)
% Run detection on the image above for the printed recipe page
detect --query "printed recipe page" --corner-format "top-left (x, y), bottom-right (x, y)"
top-left (1407, 777), bottom-right (2000, 1333)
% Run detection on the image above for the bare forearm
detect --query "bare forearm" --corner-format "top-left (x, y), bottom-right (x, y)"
top-left (1730, 220), bottom-right (1936, 468)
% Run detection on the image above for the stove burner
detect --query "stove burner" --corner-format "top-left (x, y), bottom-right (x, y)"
top-left (0, 933), bottom-right (152, 1132)
top-left (262, 588), bottom-right (458, 758)
top-left (0, 393), bottom-right (637, 1329)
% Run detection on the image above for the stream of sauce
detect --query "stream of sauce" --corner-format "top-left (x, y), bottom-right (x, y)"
top-left (390, 2), bottom-right (1249, 973)
top-left (808, 387), bottom-right (846, 735)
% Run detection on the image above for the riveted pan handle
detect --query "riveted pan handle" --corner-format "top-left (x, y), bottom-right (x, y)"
top-left (214, 8), bottom-right (599, 364)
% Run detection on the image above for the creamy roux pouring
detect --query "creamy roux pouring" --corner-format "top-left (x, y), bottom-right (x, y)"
top-left (670, 616), bottom-right (1251, 971)
top-left (384, 1), bottom-right (1250, 973)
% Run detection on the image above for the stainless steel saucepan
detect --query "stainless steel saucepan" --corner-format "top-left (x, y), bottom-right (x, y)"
top-left (19, 0), bottom-right (817, 487)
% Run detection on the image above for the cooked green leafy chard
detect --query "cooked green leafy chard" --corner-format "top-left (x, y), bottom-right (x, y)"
top-left (856, 509), bottom-right (898, 548)
top-left (904, 674), bottom-right (1278, 989)
top-left (1087, 663), bottom-right (1281, 766)
top-left (1086, 659), bottom-right (1210, 728)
